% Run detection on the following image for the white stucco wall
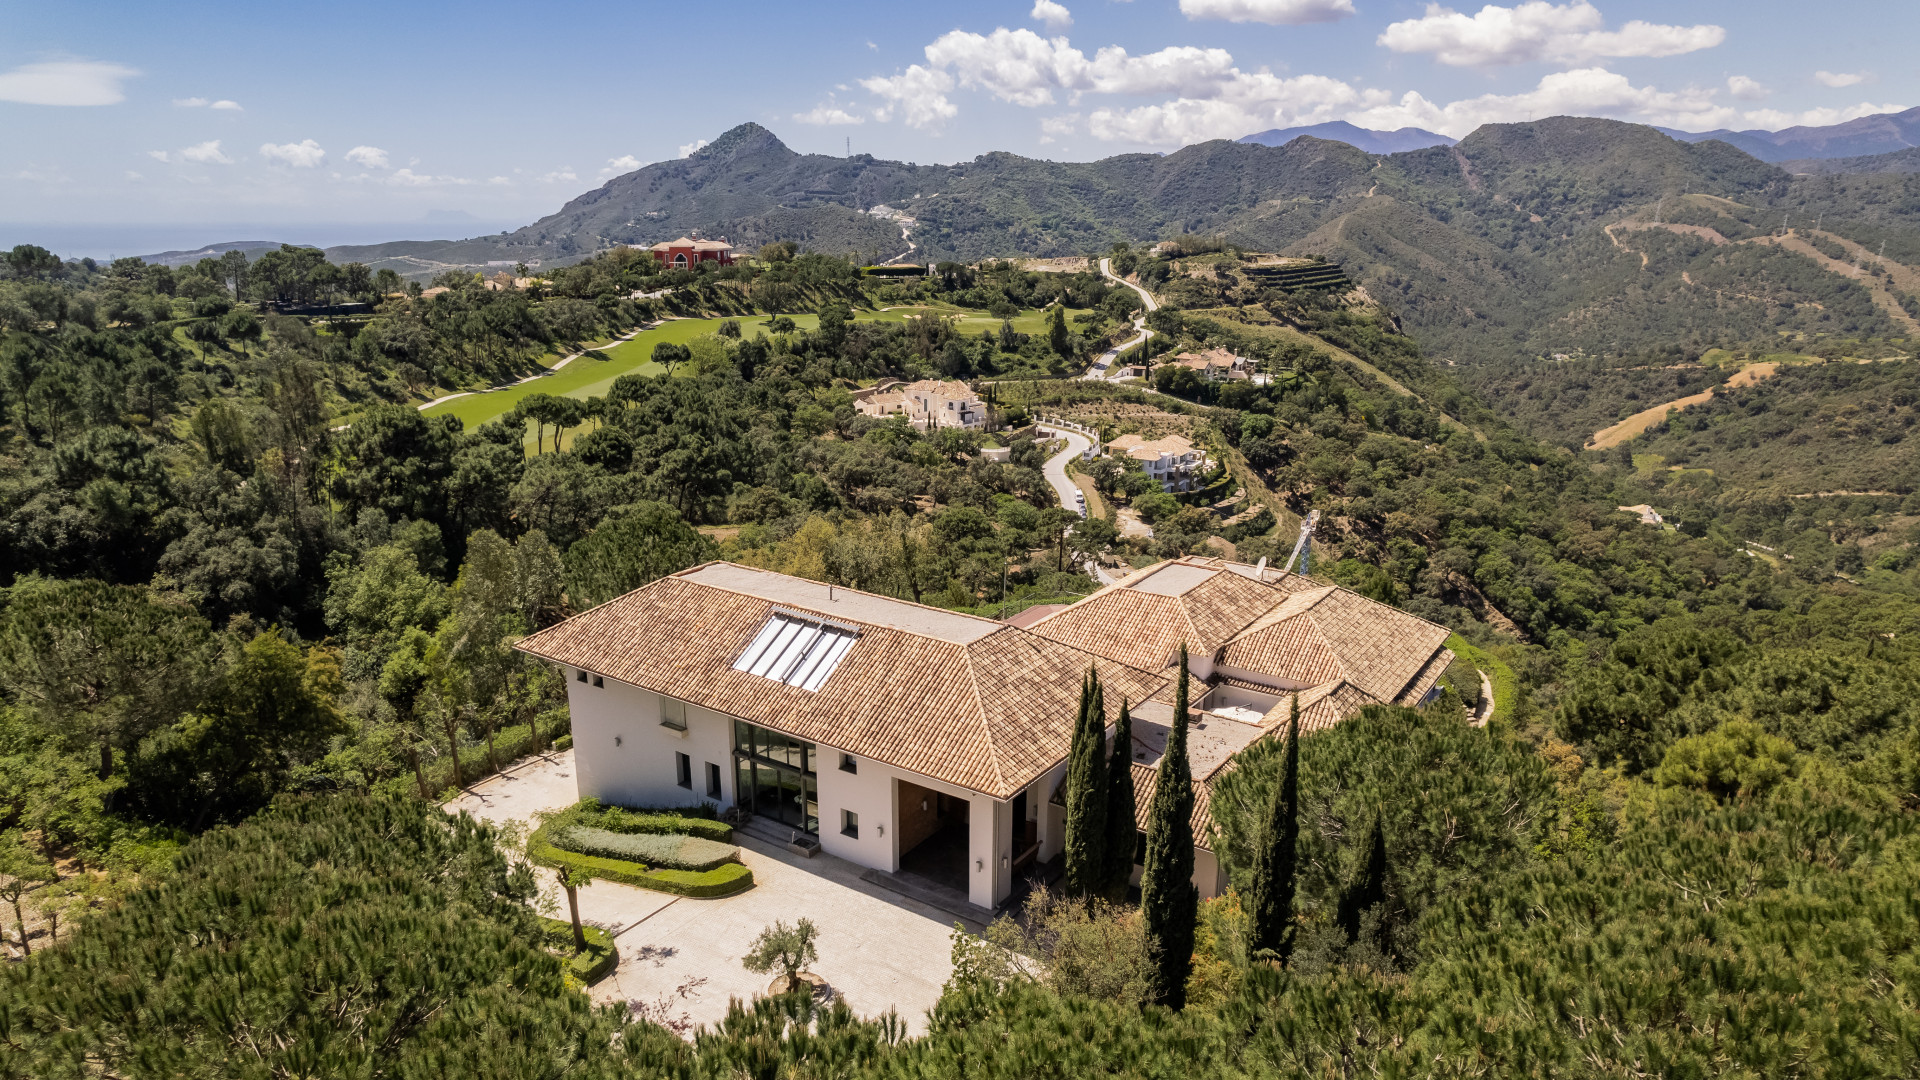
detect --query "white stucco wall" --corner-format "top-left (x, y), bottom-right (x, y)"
top-left (564, 670), bottom-right (732, 811)
top-left (565, 667), bottom-right (1020, 910)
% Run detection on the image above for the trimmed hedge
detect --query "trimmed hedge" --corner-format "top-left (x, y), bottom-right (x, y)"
top-left (528, 823), bottom-right (754, 899)
top-left (580, 802), bottom-right (731, 843)
top-left (538, 917), bottom-right (617, 987)
top-left (553, 825), bottom-right (739, 872)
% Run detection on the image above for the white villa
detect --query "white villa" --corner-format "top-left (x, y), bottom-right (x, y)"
top-left (516, 556), bottom-right (1452, 910)
top-left (853, 379), bottom-right (986, 431)
top-left (1106, 433), bottom-right (1205, 490)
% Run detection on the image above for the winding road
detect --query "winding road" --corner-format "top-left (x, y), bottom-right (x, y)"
top-left (1035, 424), bottom-right (1118, 585)
top-left (1084, 257), bottom-right (1159, 380)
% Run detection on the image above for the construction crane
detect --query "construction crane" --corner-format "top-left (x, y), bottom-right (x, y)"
top-left (1282, 509), bottom-right (1320, 576)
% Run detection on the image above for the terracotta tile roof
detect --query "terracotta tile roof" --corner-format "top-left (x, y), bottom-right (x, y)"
top-left (1129, 762), bottom-right (1216, 851)
top-left (514, 563), bottom-right (1164, 800)
top-left (1261, 679), bottom-right (1380, 739)
top-left (1107, 433), bottom-right (1195, 458)
top-left (1048, 760), bottom-right (1216, 851)
top-left (1395, 647), bottom-right (1454, 707)
top-left (1029, 557), bottom-right (1286, 672)
top-left (1218, 586), bottom-right (1451, 702)
top-left (902, 378), bottom-right (978, 400)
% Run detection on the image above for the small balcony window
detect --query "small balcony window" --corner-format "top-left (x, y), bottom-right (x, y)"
top-left (839, 753), bottom-right (857, 774)
top-left (659, 696), bottom-right (688, 731)
top-left (841, 809), bottom-right (859, 839)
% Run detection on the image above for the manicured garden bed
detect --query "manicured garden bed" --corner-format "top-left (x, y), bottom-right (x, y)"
top-left (539, 917), bottom-right (617, 987)
top-left (527, 800), bottom-right (754, 899)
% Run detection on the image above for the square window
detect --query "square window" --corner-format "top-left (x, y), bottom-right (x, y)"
top-left (576, 669), bottom-right (588, 683)
top-left (841, 809), bottom-right (859, 839)
top-left (660, 696), bottom-right (687, 731)
top-left (675, 752), bottom-right (691, 790)
top-left (706, 762), bottom-right (722, 799)
top-left (839, 753), bottom-right (857, 774)
top-left (592, 674), bottom-right (604, 688)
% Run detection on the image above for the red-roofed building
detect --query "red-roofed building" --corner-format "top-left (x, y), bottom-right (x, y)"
top-left (648, 235), bottom-right (735, 268)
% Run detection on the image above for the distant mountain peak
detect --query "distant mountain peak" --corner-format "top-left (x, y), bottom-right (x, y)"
top-left (701, 122), bottom-right (792, 160)
top-left (1240, 121), bottom-right (1455, 154)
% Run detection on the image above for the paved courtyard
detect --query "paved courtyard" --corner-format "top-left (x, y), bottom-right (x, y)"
top-left (448, 750), bottom-right (964, 1035)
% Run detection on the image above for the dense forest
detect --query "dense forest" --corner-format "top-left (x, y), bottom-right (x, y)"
top-left (4, 228), bottom-right (1920, 1078)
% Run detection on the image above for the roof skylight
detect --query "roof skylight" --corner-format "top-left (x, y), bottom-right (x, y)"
top-left (732, 611), bottom-right (859, 691)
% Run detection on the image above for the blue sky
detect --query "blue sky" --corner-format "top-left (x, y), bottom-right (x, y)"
top-left (3, 0), bottom-right (1914, 253)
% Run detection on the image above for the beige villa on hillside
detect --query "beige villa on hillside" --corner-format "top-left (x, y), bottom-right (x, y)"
top-left (853, 378), bottom-right (986, 431)
top-left (1106, 433), bottom-right (1205, 489)
top-left (515, 556), bottom-right (1452, 910)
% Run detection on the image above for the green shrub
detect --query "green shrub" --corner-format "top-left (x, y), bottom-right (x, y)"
top-left (553, 825), bottom-right (739, 872)
top-left (539, 917), bottom-right (617, 987)
top-left (528, 823), bottom-right (754, 899)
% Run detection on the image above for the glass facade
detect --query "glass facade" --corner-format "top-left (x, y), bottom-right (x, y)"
top-left (732, 719), bottom-right (819, 834)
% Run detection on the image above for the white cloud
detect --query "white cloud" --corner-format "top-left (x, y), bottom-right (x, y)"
top-left (1031, 0), bottom-right (1073, 28)
top-left (1378, 2), bottom-right (1723, 67)
top-left (605, 154), bottom-right (643, 171)
top-left (1740, 102), bottom-right (1907, 129)
top-left (147, 149), bottom-right (172, 163)
top-left (882, 27), bottom-right (1361, 141)
top-left (677, 138), bottom-right (710, 157)
top-left (488, 176), bottom-right (512, 186)
top-left (1179, 0), bottom-right (1355, 24)
top-left (180, 140), bottom-right (234, 165)
top-left (1350, 67), bottom-right (1741, 137)
top-left (861, 66), bottom-right (959, 128)
top-left (260, 139), bottom-right (326, 167)
top-left (795, 102), bottom-right (865, 125)
top-left (345, 145), bottom-right (390, 169)
top-left (174, 95), bottom-right (243, 110)
top-left (386, 168), bottom-right (471, 187)
top-left (1814, 70), bottom-right (1865, 88)
top-left (11, 165), bottom-right (72, 184)
top-left (920, 29), bottom-right (1242, 108)
top-left (1727, 75), bottom-right (1767, 101)
top-left (126, 170), bottom-right (143, 181)
top-left (0, 60), bottom-right (139, 106)
top-left (536, 169), bottom-right (578, 183)
top-left (1039, 113), bottom-right (1080, 144)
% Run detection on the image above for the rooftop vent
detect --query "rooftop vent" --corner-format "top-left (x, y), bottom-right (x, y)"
top-left (732, 611), bottom-right (859, 691)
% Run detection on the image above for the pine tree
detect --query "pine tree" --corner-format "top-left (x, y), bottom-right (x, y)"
top-left (1101, 697), bottom-right (1138, 900)
top-left (1249, 695), bottom-right (1300, 964)
top-left (1062, 668), bottom-right (1109, 897)
top-left (1140, 645), bottom-right (1197, 1009)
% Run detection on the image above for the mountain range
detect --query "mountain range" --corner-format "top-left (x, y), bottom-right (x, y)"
top-left (1656, 106), bottom-right (1920, 163)
top-left (1238, 121), bottom-right (1454, 154)
top-left (134, 108), bottom-right (1920, 368)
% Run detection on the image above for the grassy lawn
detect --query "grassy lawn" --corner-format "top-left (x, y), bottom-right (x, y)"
top-left (425, 314), bottom-right (821, 431)
top-left (421, 305), bottom-right (1084, 434)
top-left (868, 305), bottom-right (1091, 336)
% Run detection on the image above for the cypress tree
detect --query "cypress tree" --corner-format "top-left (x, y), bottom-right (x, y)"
top-left (1337, 816), bottom-right (1389, 949)
top-left (1249, 695), bottom-right (1301, 964)
top-left (1101, 697), bottom-right (1138, 900)
top-left (1141, 645), bottom-right (1197, 1010)
top-left (1062, 668), bottom-right (1109, 897)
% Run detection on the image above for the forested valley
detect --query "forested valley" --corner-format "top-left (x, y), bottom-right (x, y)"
top-left (3, 220), bottom-right (1920, 1079)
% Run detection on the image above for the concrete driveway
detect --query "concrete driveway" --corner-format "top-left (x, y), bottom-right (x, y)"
top-left (448, 750), bottom-right (961, 1036)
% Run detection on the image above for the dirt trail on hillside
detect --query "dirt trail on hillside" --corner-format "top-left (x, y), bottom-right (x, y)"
top-left (1757, 233), bottom-right (1920, 334)
top-left (1587, 362), bottom-right (1779, 449)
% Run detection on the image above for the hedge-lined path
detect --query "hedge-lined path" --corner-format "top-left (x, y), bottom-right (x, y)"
top-left (447, 749), bottom-right (959, 1037)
